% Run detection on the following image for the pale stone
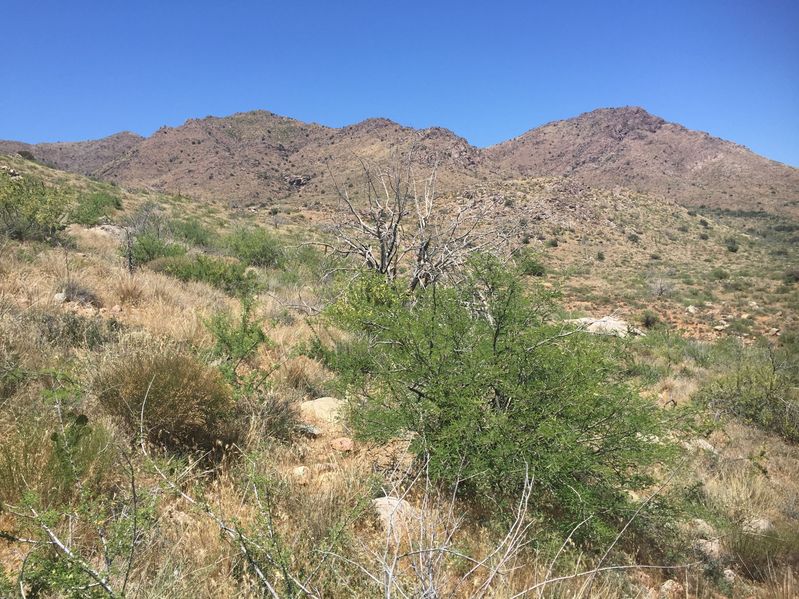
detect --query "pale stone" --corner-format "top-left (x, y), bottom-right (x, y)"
top-left (330, 437), bottom-right (354, 452)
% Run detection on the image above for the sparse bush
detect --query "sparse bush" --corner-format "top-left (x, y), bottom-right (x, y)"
top-left (60, 279), bottom-right (102, 307)
top-left (596, 250), bottom-right (605, 261)
top-left (322, 257), bottom-right (676, 543)
top-left (627, 233), bottom-right (640, 243)
top-left (149, 254), bottom-right (258, 295)
top-left (699, 218), bottom-right (710, 228)
top-left (641, 310), bottom-right (660, 329)
top-left (784, 267), bottom-right (799, 284)
top-left (699, 232), bottom-right (709, 240)
top-left (710, 267), bottom-right (729, 280)
top-left (724, 237), bottom-right (739, 253)
top-left (69, 191), bottom-right (122, 226)
top-left (225, 226), bottom-right (284, 268)
top-left (545, 238), bottom-right (559, 247)
top-left (96, 346), bottom-right (238, 452)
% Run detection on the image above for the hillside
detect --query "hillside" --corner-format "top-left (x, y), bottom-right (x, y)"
top-left (0, 131), bottom-right (143, 175)
top-left (486, 106), bottom-right (799, 217)
top-left (3, 107), bottom-right (798, 216)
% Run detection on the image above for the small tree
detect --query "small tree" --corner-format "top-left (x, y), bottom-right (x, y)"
top-left (321, 256), bottom-right (677, 542)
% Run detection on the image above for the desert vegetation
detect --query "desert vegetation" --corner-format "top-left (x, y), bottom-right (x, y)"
top-left (0, 149), bottom-right (798, 599)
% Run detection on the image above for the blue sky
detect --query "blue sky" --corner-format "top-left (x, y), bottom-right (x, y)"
top-left (2, 0), bottom-right (798, 165)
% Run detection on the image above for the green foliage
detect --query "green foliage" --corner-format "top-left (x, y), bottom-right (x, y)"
top-left (709, 267), bottom-right (729, 280)
top-left (148, 253), bottom-right (259, 295)
top-left (224, 226), bottom-right (284, 268)
top-left (696, 340), bottom-right (799, 443)
top-left (640, 309), bottom-right (660, 329)
top-left (170, 217), bottom-right (219, 247)
top-left (514, 249), bottom-right (546, 277)
top-left (627, 233), bottom-right (640, 243)
top-left (206, 295), bottom-right (270, 391)
top-left (322, 257), bottom-right (676, 542)
top-left (69, 191), bottom-right (122, 226)
top-left (96, 347), bottom-right (239, 452)
top-left (130, 232), bottom-right (186, 265)
top-left (0, 171), bottom-right (72, 240)
top-left (724, 237), bottom-right (739, 253)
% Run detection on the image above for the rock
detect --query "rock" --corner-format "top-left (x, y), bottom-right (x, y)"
top-left (659, 579), bottom-right (684, 598)
top-left (284, 174), bottom-right (311, 188)
top-left (691, 518), bottom-right (716, 538)
top-left (372, 496), bottom-right (417, 535)
top-left (686, 305), bottom-right (698, 314)
top-left (564, 315), bottom-right (645, 338)
top-left (723, 568), bottom-right (736, 584)
top-left (330, 437), bottom-right (354, 452)
top-left (110, 304), bottom-right (122, 314)
top-left (713, 323), bottom-right (729, 331)
top-left (295, 424), bottom-right (323, 438)
top-left (768, 327), bottom-right (780, 336)
top-left (686, 438), bottom-right (718, 455)
top-left (743, 517), bottom-right (772, 534)
top-left (300, 397), bottom-right (344, 426)
top-left (694, 538), bottom-right (721, 560)
top-left (93, 224), bottom-right (127, 242)
top-left (291, 466), bottom-right (310, 484)
top-left (53, 292), bottom-right (66, 305)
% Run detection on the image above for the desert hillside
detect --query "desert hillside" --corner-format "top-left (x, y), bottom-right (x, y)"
top-left (487, 106), bottom-right (799, 216)
top-left (5, 106), bottom-right (797, 216)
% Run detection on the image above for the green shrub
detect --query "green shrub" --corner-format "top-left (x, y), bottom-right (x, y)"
top-left (170, 217), bottom-right (219, 247)
top-left (724, 237), bottom-right (739, 253)
top-left (699, 232), bottom-right (709, 240)
top-left (627, 233), bottom-right (640, 243)
top-left (641, 310), bottom-right (660, 329)
top-left (149, 254), bottom-right (259, 296)
top-left (596, 250), bottom-right (605, 261)
top-left (130, 232), bottom-right (186, 265)
top-left (697, 340), bottom-right (798, 443)
top-left (96, 347), bottom-right (238, 452)
top-left (0, 171), bottom-right (72, 240)
top-left (225, 226), bottom-right (284, 268)
top-left (709, 267), bottom-right (729, 280)
top-left (321, 257), bottom-right (676, 543)
top-left (514, 249), bottom-right (546, 277)
top-left (545, 238), bottom-right (559, 248)
top-left (69, 191), bottom-right (122, 226)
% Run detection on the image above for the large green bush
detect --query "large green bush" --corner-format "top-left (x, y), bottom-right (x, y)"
top-left (69, 191), bottom-right (122, 225)
top-left (0, 171), bottom-right (72, 240)
top-left (320, 256), bottom-right (675, 542)
top-left (130, 232), bottom-right (186, 265)
top-left (148, 253), bottom-right (259, 296)
top-left (224, 226), bottom-right (284, 268)
top-left (697, 339), bottom-right (798, 443)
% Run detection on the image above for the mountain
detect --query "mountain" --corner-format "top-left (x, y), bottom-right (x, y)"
top-left (486, 106), bottom-right (799, 216)
top-left (2, 106), bottom-right (798, 216)
top-left (94, 111), bottom-right (493, 206)
top-left (0, 131), bottom-right (143, 176)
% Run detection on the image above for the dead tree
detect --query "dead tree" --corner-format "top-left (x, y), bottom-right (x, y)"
top-left (328, 151), bottom-right (511, 291)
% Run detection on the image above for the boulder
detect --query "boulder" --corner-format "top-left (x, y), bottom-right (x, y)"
top-left (743, 517), bottom-right (772, 534)
top-left (300, 397), bottom-right (344, 426)
top-left (330, 437), bottom-right (354, 452)
top-left (564, 316), bottom-right (644, 338)
top-left (659, 580), bottom-right (683, 598)
top-left (372, 496), bottom-right (417, 536)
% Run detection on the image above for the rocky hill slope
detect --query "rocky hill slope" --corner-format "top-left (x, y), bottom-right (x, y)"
top-left (2, 106), bottom-right (797, 215)
top-left (486, 106), bottom-right (799, 216)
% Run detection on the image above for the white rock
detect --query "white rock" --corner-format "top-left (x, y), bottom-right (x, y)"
top-left (564, 316), bottom-right (644, 338)
top-left (743, 517), bottom-right (772, 534)
top-left (53, 292), bottom-right (66, 304)
top-left (694, 538), bottom-right (721, 560)
top-left (686, 305), bottom-right (698, 314)
top-left (300, 397), bottom-right (343, 426)
top-left (659, 579), bottom-right (684, 598)
top-left (372, 497), bottom-right (417, 535)
top-left (723, 568), bottom-right (736, 584)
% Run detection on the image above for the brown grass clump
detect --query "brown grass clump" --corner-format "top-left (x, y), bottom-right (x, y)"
top-left (95, 342), bottom-right (239, 453)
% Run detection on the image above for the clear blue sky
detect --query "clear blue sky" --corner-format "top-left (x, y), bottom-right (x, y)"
top-left (2, 0), bottom-right (797, 165)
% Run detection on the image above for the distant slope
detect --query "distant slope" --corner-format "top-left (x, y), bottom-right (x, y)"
top-left (2, 106), bottom-right (797, 215)
top-left (486, 106), bottom-right (799, 216)
top-left (0, 132), bottom-right (143, 176)
top-left (95, 111), bottom-right (494, 206)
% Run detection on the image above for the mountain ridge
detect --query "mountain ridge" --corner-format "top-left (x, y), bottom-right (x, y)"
top-left (2, 106), bottom-right (797, 216)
